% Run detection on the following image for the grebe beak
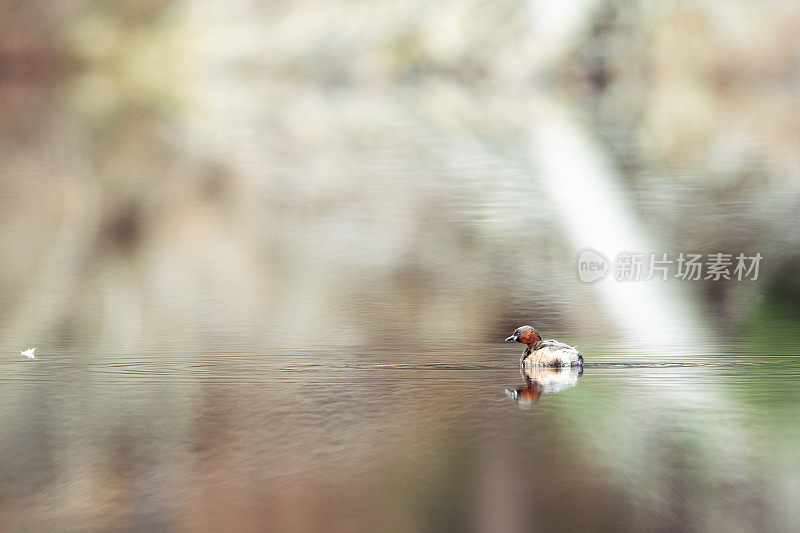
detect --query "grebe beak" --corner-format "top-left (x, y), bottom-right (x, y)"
top-left (504, 335), bottom-right (517, 342)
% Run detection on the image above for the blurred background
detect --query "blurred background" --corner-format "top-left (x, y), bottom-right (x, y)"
top-left (2, 0), bottom-right (800, 531)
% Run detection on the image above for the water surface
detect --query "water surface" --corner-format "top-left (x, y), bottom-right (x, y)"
top-left (1, 341), bottom-right (799, 532)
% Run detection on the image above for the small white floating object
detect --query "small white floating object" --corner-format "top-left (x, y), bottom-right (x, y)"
top-left (21, 347), bottom-right (35, 359)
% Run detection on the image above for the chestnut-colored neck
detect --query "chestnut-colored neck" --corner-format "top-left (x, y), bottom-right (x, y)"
top-left (520, 329), bottom-right (541, 346)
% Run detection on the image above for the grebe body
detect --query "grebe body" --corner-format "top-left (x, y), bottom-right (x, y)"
top-left (505, 326), bottom-right (583, 367)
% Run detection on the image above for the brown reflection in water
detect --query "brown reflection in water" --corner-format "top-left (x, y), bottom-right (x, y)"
top-left (171, 380), bottom-right (395, 532)
top-left (506, 366), bottom-right (584, 407)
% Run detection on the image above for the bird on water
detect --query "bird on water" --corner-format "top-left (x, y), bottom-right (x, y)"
top-left (505, 325), bottom-right (583, 367)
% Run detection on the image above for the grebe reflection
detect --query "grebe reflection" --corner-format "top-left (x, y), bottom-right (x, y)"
top-left (505, 366), bottom-right (583, 406)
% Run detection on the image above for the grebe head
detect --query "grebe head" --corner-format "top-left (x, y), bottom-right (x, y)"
top-left (504, 325), bottom-right (541, 346)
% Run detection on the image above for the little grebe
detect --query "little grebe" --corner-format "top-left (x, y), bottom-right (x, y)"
top-left (505, 325), bottom-right (583, 367)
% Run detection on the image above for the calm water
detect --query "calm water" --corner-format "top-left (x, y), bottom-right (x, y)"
top-left (1, 341), bottom-right (799, 532)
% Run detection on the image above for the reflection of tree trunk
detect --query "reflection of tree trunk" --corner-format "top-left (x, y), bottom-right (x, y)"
top-left (531, 106), bottom-right (708, 350)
